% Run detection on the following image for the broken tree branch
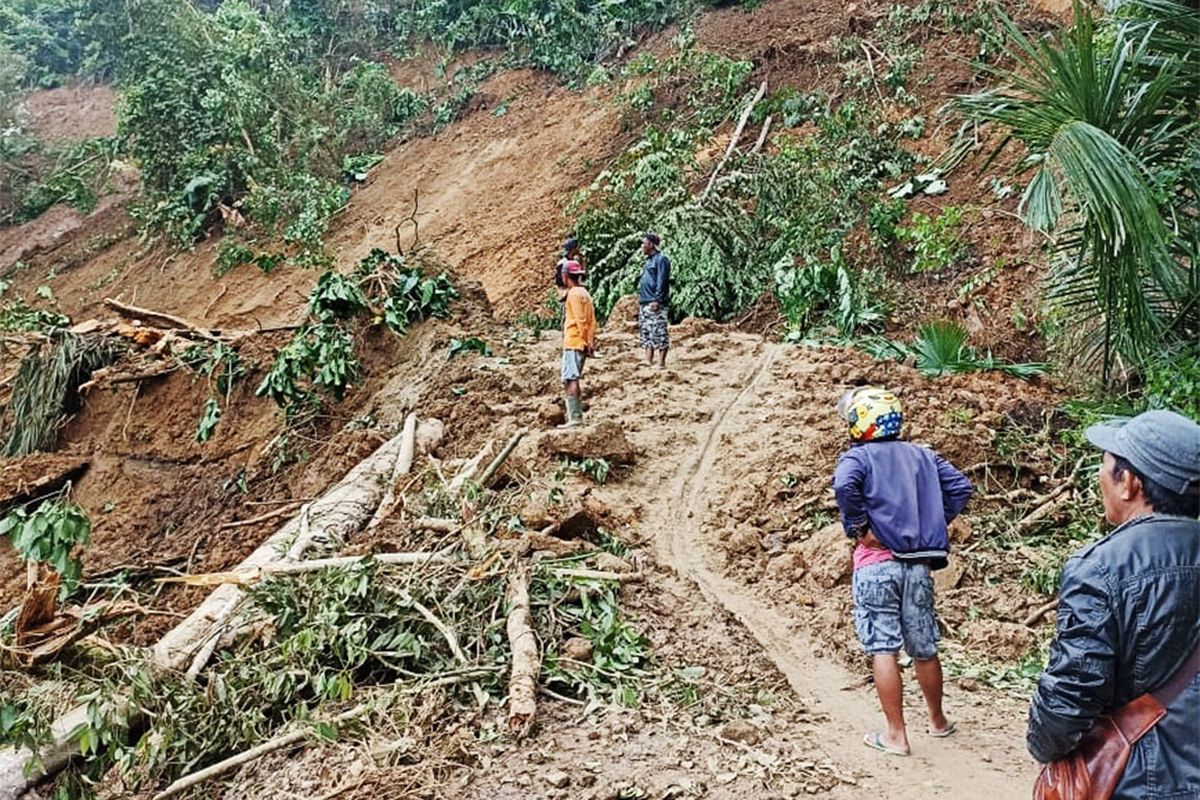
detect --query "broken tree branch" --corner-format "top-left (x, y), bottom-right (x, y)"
top-left (550, 567), bottom-right (644, 583)
top-left (1012, 481), bottom-right (1074, 536)
top-left (702, 80), bottom-right (767, 199)
top-left (103, 299), bottom-right (223, 343)
top-left (750, 114), bottom-right (773, 155)
top-left (505, 564), bottom-right (538, 739)
top-left (477, 428), bottom-right (526, 489)
top-left (415, 517), bottom-right (460, 534)
top-left (152, 704), bottom-right (372, 800)
top-left (1022, 597), bottom-right (1060, 628)
top-left (367, 412), bottom-right (420, 530)
top-left (447, 440), bottom-right (492, 497)
top-left (159, 551), bottom-right (455, 587)
top-left (217, 502), bottom-right (302, 531)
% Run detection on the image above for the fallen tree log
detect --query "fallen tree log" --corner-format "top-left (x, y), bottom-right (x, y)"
top-left (103, 298), bottom-right (224, 343)
top-left (505, 565), bottom-right (538, 739)
top-left (0, 430), bottom-right (411, 799)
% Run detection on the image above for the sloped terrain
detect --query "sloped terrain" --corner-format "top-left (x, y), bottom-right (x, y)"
top-left (0, 0), bottom-right (1086, 797)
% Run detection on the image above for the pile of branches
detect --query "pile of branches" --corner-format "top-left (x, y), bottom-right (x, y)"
top-left (0, 421), bottom-right (653, 800)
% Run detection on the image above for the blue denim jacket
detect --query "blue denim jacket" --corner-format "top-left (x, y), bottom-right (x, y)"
top-left (1027, 514), bottom-right (1200, 798)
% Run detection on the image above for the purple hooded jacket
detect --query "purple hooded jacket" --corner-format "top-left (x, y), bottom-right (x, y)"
top-left (832, 439), bottom-right (973, 569)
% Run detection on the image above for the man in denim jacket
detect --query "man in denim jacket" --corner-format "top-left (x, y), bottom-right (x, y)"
top-left (1028, 409), bottom-right (1200, 798)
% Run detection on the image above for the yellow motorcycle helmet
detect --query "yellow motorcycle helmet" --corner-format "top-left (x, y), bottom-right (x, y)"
top-left (836, 387), bottom-right (903, 441)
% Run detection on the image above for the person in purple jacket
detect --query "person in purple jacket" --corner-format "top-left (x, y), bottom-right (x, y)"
top-left (832, 387), bottom-right (974, 757)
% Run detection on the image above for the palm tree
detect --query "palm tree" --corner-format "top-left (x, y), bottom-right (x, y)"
top-left (960, 0), bottom-right (1198, 383)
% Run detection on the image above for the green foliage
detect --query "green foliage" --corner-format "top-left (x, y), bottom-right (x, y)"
top-left (576, 92), bottom-right (912, 331)
top-left (533, 568), bottom-right (650, 705)
top-left (414, 0), bottom-right (698, 82)
top-left (309, 271), bottom-right (369, 322)
top-left (353, 248), bottom-right (458, 334)
top-left (214, 242), bottom-right (284, 276)
top-left (0, 499), bottom-right (91, 597)
top-left (0, 298), bottom-right (70, 332)
top-left (961, 1), bottom-right (1199, 381)
top-left (864, 320), bottom-right (1048, 379)
top-left (179, 342), bottom-right (245, 443)
top-left (447, 337), bottom-right (492, 359)
top-left (257, 323), bottom-right (358, 420)
top-left (0, 0), bottom-right (121, 87)
top-left (897, 207), bottom-right (967, 273)
top-left (516, 290), bottom-right (565, 334)
top-left (258, 249), bottom-right (456, 422)
top-left (1141, 344), bottom-right (1200, 420)
top-left (561, 457), bottom-right (612, 484)
top-left (2, 332), bottom-right (120, 456)
top-left (777, 249), bottom-right (885, 338)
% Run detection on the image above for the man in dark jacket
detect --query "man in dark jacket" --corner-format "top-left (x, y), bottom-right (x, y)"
top-left (1028, 409), bottom-right (1200, 798)
top-left (638, 232), bottom-right (670, 367)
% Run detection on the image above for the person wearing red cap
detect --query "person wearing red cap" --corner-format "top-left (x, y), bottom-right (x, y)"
top-left (554, 237), bottom-right (584, 302)
top-left (559, 260), bottom-right (596, 427)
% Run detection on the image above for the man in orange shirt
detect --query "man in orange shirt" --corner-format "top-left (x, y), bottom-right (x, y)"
top-left (560, 260), bottom-right (596, 427)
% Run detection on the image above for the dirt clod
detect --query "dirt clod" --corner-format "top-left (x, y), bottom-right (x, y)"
top-left (718, 719), bottom-right (761, 745)
top-left (538, 421), bottom-right (637, 465)
top-left (592, 553), bottom-right (634, 573)
top-left (544, 769), bottom-right (570, 789)
top-left (562, 637), bottom-right (593, 663)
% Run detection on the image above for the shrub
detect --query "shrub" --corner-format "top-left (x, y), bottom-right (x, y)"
top-left (897, 207), bottom-right (967, 273)
top-left (0, 499), bottom-right (91, 598)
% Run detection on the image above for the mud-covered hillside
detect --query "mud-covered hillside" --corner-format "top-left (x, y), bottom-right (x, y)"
top-left (2, 0), bottom-right (1197, 798)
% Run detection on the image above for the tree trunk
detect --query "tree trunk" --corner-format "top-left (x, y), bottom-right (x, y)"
top-left (0, 430), bottom-right (410, 799)
top-left (505, 565), bottom-right (538, 739)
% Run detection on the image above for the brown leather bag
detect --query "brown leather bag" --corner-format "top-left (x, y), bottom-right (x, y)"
top-left (1033, 641), bottom-right (1200, 800)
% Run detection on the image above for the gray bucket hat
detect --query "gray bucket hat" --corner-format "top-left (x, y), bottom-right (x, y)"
top-left (1085, 409), bottom-right (1200, 494)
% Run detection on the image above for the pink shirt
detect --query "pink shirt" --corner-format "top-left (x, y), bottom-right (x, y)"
top-left (853, 542), bottom-right (894, 571)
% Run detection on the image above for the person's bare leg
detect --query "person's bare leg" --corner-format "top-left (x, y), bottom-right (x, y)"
top-left (657, 347), bottom-right (669, 367)
top-left (913, 656), bottom-right (950, 733)
top-left (643, 346), bottom-right (653, 366)
top-left (872, 654), bottom-right (910, 753)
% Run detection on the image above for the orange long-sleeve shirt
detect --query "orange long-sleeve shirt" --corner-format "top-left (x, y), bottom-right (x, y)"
top-left (563, 286), bottom-right (596, 351)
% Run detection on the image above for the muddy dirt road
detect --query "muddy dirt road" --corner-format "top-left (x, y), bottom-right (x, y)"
top-left (588, 326), bottom-right (1039, 798)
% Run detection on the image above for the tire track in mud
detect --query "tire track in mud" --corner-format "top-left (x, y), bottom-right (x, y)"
top-left (651, 342), bottom-right (1035, 799)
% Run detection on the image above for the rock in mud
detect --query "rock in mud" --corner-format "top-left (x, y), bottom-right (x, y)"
top-left (592, 552), bottom-right (634, 573)
top-left (718, 719), bottom-right (761, 745)
top-left (796, 523), bottom-right (852, 588)
top-left (563, 636), bottom-right (594, 663)
top-left (961, 618), bottom-right (1037, 662)
top-left (415, 418), bottom-right (445, 454)
top-left (544, 769), bottom-right (570, 789)
top-left (539, 420), bottom-right (637, 465)
top-left (766, 550), bottom-right (806, 581)
top-left (559, 499), bottom-right (610, 541)
top-left (538, 398), bottom-right (566, 426)
top-left (726, 526), bottom-right (760, 556)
